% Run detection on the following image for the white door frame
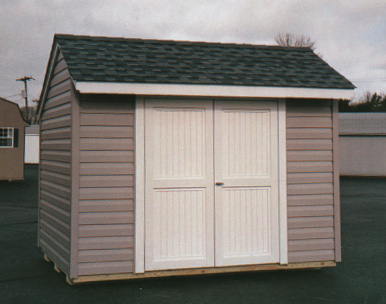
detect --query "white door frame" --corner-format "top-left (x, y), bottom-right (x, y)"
top-left (135, 97), bottom-right (287, 273)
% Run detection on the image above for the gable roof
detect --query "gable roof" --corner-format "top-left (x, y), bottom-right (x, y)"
top-left (39, 34), bottom-right (356, 117)
top-left (0, 97), bottom-right (29, 126)
top-left (54, 34), bottom-right (354, 90)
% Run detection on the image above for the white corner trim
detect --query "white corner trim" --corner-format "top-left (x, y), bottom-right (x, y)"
top-left (75, 82), bottom-right (354, 100)
top-left (278, 100), bottom-right (288, 265)
top-left (135, 96), bottom-right (145, 273)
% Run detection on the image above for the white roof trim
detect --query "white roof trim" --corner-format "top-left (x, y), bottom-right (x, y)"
top-left (75, 82), bottom-right (354, 99)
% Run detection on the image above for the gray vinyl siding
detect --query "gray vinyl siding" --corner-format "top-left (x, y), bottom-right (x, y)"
top-left (77, 95), bottom-right (135, 276)
top-left (39, 51), bottom-right (72, 274)
top-left (286, 100), bottom-right (336, 263)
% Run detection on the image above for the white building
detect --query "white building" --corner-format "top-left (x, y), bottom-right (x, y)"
top-left (25, 124), bottom-right (39, 164)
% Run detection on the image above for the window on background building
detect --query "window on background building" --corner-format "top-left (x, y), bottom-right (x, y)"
top-left (0, 127), bottom-right (14, 148)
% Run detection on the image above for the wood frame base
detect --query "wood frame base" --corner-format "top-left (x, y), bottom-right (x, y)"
top-left (67, 262), bottom-right (336, 285)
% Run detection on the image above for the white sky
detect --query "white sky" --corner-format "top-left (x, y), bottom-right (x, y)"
top-left (1, 0), bottom-right (385, 107)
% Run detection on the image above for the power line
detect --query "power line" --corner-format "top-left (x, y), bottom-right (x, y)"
top-left (8, 98), bottom-right (24, 102)
top-left (4, 93), bottom-right (22, 99)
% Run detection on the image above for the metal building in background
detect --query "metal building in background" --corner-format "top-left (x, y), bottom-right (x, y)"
top-left (340, 113), bottom-right (386, 177)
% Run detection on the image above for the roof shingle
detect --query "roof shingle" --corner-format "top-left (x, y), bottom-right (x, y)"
top-left (55, 34), bottom-right (355, 90)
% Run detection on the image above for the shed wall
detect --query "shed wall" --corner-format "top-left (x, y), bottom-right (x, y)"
top-left (40, 93), bottom-right (341, 278)
top-left (0, 100), bottom-right (27, 180)
top-left (76, 94), bottom-right (135, 276)
top-left (286, 100), bottom-right (336, 263)
top-left (39, 51), bottom-right (73, 274)
top-left (0, 127), bottom-right (26, 180)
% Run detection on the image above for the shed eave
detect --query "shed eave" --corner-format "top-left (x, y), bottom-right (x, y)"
top-left (75, 82), bottom-right (354, 100)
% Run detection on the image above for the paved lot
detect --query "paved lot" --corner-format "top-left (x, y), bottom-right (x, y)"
top-left (0, 165), bottom-right (385, 304)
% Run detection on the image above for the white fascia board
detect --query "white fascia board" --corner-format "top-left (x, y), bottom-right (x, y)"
top-left (75, 82), bottom-right (354, 100)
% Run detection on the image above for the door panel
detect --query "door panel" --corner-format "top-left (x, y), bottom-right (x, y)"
top-left (214, 101), bottom-right (279, 266)
top-left (221, 109), bottom-right (270, 178)
top-left (221, 187), bottom-right (270, 256)
top-left (151, 188), bottom-right (207, 262)
top-left (144, 99), bottom-right (280, 271)
top-left (145, 99), bottom-right (214, 271)
top-left (152, 106), bottom-right (206, 179)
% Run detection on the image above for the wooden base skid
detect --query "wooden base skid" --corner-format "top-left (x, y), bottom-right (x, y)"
top-left (67, 261), bottom-right (336, 285)
top-left (43, 252), bottom-right (64, 275)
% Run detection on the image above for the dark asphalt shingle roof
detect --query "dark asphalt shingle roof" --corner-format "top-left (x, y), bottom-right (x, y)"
top-left (55, 34), bottom-right (355, 90)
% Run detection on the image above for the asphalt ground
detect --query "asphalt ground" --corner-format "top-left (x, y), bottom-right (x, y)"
top-left (0, 165), bottom-right (385, 304)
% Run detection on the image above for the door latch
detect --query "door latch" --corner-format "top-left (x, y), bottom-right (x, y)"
top-left (215, 182), bottom-right (224, 186)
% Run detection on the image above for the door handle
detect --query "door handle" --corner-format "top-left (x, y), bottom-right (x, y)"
top-left (215, 182), bottom-right (224, 186)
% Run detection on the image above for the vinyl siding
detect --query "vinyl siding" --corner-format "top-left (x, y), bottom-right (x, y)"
top-left (286, 100), bottom-right (336, 263)
top-left (77, 95), bottom-right (135, 276)
top-left (39, 51), bottom-right (72, 274)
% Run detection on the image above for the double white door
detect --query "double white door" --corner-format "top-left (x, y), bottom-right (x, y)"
top-left (145, 99), bottom-right (279, 271)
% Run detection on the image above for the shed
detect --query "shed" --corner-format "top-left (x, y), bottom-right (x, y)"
top-left (37, 34), bottom-right (355, 284)
top-left (339, 113), bottom-right (386, 176)
top-left (25, 124), bottom-right (40, 164)
top-left (0, 97), bottom-right (28, 181)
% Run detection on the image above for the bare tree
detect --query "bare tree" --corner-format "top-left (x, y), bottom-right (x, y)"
top-left (20, 102), bottom-right (39, 124)
top-left (339, 91), bottom-right (386, 112)
top-left (274, 33), bottom-right (316, 50)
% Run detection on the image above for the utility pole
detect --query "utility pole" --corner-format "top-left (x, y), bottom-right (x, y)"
top-left (16, 76), bottom-right (34, 122)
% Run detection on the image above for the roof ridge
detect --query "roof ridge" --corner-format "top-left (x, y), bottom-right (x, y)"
top-left (0, 96), bottom-right (19, 105)
top-left (54, 33), bottom-right (313, 51)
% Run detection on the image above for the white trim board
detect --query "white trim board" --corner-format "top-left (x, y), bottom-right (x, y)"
top-left (134, 96), bottom-right (145, 273)
top-left (278, 100), bottom-right (288, 265)
top-left (75, 82), bottom-right (354, 100)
